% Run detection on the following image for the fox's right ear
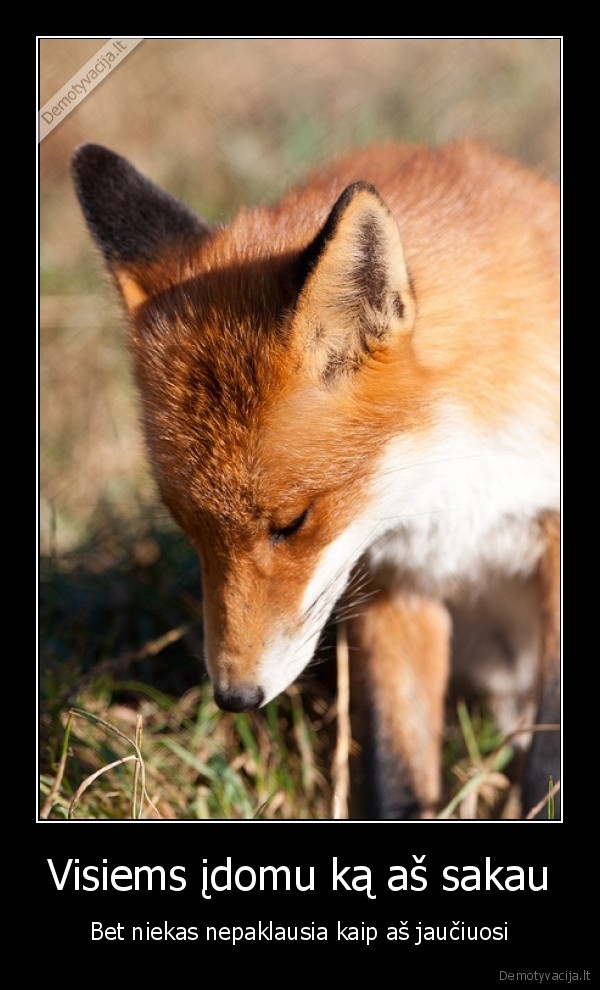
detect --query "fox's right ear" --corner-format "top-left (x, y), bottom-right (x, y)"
top-left (71, 144), bottom-right (210, 311)
top-left (293, 181), bottom-right (415, 386)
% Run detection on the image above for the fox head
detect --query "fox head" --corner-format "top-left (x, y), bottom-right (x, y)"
top-left (72, 144), bottom-right (421, 711)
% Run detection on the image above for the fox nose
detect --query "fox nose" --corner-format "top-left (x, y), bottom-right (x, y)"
top-left (214, 683), bottom-right (265, 712)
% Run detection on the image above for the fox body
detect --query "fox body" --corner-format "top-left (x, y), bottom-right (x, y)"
top-left (73, 141), bottom-right (559, 819)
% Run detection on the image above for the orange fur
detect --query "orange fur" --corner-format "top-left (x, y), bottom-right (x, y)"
top-left (349, 591), bottom-right (451, 817)
top-left (73, 140), bottom-right (559, 818)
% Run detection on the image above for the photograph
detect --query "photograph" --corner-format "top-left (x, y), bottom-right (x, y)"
top-left (39, 37), bottom-right (560, 824)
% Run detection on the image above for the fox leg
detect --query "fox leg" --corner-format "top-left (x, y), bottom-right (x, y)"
top-left (348, 591), bottom-right (451, 820)
top-left (521, 512), bottom-right (561, 820)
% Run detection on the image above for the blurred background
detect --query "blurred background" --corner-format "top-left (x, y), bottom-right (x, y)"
top-left (39, 38), bottom-right (560, 820)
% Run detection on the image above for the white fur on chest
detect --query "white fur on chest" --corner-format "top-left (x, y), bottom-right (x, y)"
top-left (363, 405), bottom-right (559, 596)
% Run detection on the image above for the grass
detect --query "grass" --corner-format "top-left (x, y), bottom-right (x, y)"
top-left (41, 659), bottom-right (553, 820)
top-left (41, 689), bottom-right (335, 821)
top-left (39, 511), bottom-right (337, 819)
top-left (39, 511), bottom-right (544, 820)
top-left (39, 38), bottom-right (560, 820)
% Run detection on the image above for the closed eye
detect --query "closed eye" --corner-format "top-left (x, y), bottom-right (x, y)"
top-left (270, 508), bottom-right (309, 545)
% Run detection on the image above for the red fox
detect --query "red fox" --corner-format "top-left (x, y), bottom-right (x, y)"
top-left (72, 141), bottom-right (559, 820)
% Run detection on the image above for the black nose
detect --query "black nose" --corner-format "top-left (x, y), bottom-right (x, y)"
top-left (214, 684), bottom-right (265, 712)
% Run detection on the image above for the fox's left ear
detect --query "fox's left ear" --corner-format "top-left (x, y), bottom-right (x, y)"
top-left (295, 182), bottom-right (416, 383)
top-left (72, 144), bottom-right (210, 311)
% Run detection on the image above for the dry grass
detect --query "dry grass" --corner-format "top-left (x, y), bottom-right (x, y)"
top-left (39, 38), bottom-right (560, 820)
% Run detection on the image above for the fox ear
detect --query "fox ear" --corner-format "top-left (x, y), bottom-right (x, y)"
top-left (295, 182), bottom-right (415, 383)
top-left (71, 144), bottom-right (210, 311)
